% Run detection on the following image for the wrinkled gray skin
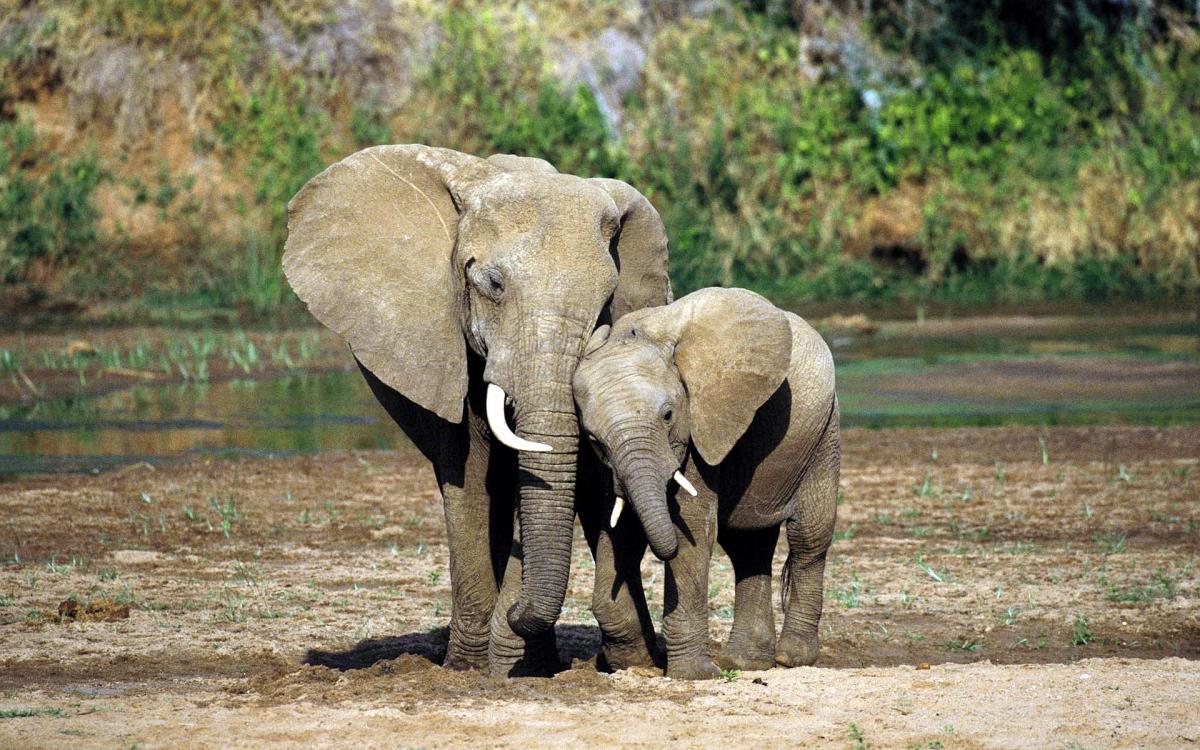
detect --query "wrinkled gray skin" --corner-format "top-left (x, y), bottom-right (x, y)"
top-left (283, 145), bottom-right (670, 676)
top-left (574, 288), bottom-right (840, 679)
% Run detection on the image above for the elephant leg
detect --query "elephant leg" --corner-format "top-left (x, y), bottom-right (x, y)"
top-left (440, 408), bottom-right (515, 671)
top-left (777, 420), bottom-right (839, 668)
top-left (488, 507), bottom-right (561, 677)
top-left (716, 525), bottom-right (780, 672)
top-left (577, 452), bottom-right (659, 672)
top-left (589, 520), bottom-right (660, 671)
top-left (663, 489), bottom-right (720, 680)
top-left (358, 362), bottom-right (506, 672)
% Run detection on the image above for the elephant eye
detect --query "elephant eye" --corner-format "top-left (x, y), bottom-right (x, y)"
top-left (661, 405), bottom-right (674, 423)
top-left (469, 263), bottom-right (505, 302)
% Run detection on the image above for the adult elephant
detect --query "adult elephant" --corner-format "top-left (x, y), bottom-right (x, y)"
top-left (283, 145), bottom-right (670, 675)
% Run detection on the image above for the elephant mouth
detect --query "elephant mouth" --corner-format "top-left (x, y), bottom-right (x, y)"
top-left (609, 470), bottom-right (697, 527)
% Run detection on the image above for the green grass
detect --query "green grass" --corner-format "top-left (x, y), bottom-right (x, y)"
top-left (209, 497), bottom-right (241, 539)
top-left (832, 524), bottom-right (857, 542)
top-left (830, 571), bottom-right (864, 608)
top-left (915, 555), bottom-right (948, 584)
top-left (1092, 532), bottom-right (1128, 555)
top-left (1070, 615), bottom-right (1094, 646)
top-left (847, 722), bottom-right (870, 750)
top-left (0, 118), bottom-right (104, 292)
top-left (0, 706), bottom-right (65, 719)
top-left (1104, 568), bottom-right (1178, 603)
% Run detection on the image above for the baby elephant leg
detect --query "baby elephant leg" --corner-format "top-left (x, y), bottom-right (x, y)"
top-left (663, 491), bottom-right (720, 680)
top-left (716, 525), bottom-right (780, 672)
top-left (591, 523), bottom-right (660, 671)
top-left (777, 423), bottom-right (839, 668)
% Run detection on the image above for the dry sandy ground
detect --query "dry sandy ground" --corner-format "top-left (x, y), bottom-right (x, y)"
top-left (1, 426), bottom-right (1197, 748)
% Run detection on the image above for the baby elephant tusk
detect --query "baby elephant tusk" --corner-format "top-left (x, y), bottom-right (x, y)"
top-left (610, 497), bottom-right (625, 527)
top-left (673, 471), bottom-right (697, 497)
top-left (485, 383), bottom-right (553, 453)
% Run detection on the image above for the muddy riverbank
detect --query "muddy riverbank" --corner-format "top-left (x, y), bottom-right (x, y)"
top-left (1, 425), bottom-right (1196, 747)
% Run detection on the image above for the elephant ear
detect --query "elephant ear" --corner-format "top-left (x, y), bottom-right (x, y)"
top-left (667, 288), bottom-right (793, 465)
top-left (486, 153), bottom-right (558, 174)
top-left (588, 178), bottom-right (673, 319)
top-left (283, 144), bottom-right (482, 424)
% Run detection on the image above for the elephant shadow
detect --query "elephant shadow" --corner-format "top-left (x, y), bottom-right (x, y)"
top-left (303, 624), bottom-right (606, 672)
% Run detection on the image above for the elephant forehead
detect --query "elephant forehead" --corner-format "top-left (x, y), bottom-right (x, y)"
top-left (577, 341), bottom-right (671, 395)
top-left (471, 173), bottom-right (615, 217)
top-left (609, 306), bottom-right (670, 339)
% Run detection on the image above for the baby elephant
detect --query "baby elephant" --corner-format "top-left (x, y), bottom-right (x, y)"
top-left (574, 288), bottom-right (839, 680)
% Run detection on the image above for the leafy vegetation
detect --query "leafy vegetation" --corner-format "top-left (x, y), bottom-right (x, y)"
top-left (1, 1), bottom-right (1198, 320)
top-left (0, 119), bottom-right (104, 294)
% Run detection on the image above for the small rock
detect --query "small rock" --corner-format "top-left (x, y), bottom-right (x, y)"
top-left (818, 314), bottom-right (879, 335)
top-left (109, 549), bottom-right (164, 565)
top-left (65, 339), bottom-right (97, 357)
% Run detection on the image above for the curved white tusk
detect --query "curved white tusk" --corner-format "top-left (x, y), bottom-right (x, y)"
top-left (610, 496), bottom-right (625, 527)
top-left (485, 383), bottom-right (553, 452)
top-left (673, 471), bottom-right (697, 497)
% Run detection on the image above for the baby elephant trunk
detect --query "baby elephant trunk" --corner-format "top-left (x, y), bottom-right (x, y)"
top-left (618, 455), bottom-right (679, 562)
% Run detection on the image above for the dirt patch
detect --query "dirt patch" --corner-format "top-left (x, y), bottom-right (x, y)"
top-left (55, 597), bottom-right (129, 622)
top-left (0, 426), bottom-right (1197, 747)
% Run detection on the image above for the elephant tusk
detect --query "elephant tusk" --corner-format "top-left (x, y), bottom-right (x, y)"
top-left (673, 471), bottom-right (697, 497)
top-left (610, 497), bottom-right (625, 527)
top-left (485, 383), bottom-right (553, 453)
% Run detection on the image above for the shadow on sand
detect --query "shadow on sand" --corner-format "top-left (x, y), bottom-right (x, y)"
top-left (304, 624), bottom-right (606, 672)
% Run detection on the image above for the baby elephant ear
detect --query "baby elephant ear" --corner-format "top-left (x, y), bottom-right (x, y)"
top-left (584, 324), bottom-right (611, 356)
top-left (671, 288), bottom-right (793, 465)
top-left (283, 144), bottom-right (479, 424)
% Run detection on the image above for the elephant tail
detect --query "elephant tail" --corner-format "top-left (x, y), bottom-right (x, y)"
top-left (780, 548), bottom-right (793, 612)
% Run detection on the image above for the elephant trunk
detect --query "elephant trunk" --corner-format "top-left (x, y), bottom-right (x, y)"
top-left (506, 326), bottom-right (584, 639)
top-left (613, 440), bottom-right (679, 562)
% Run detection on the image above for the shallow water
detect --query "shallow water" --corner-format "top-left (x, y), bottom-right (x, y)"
top-left (1, 312), bottom-right (1197, 476)
top-left (0, 373), bottom-right (400, 476)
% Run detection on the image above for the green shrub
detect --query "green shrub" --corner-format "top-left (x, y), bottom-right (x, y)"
top-left (0, 118), bottom-right (104, 289)
top-left (3, 1), bottom-right (1198, 319)
top-left (409, 8), bottom-right (623, 178)
top-left (619, 8), bottom-right (1200, 302)
top-left (211, 63), bottom-right (330, 315)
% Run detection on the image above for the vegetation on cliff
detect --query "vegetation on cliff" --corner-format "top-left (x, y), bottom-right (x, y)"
top-left (2, 1), bottom-right (1198, 322)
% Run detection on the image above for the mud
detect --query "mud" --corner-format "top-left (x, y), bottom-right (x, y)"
top-left (0, 426), bottom-right (1197, 748)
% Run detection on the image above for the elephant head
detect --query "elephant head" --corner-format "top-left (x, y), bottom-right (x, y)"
top-left (283, 145), bottom-right (671, 636)
top-left (573, 288), bottom-right (792, 560)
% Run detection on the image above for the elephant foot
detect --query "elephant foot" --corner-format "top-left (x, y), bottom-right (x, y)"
top-left (444, 623), bottom-right (490, 671)
top-left (715, 648), bottom-right (775, 672)
top-left (717, 628), bottom-right (777, 672)
top-left (775, 632), bottom-right (820, 667)
top-left (600, 637), bottom-right (661, 673)
top-left (443, 647), bottom-right (488, 672)
top-left (489, 631), bottom-right (562, 678)
top-left (666, 654), bottom-right (721, 680)
top-left (444, 624), bottom-right (489, 672)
